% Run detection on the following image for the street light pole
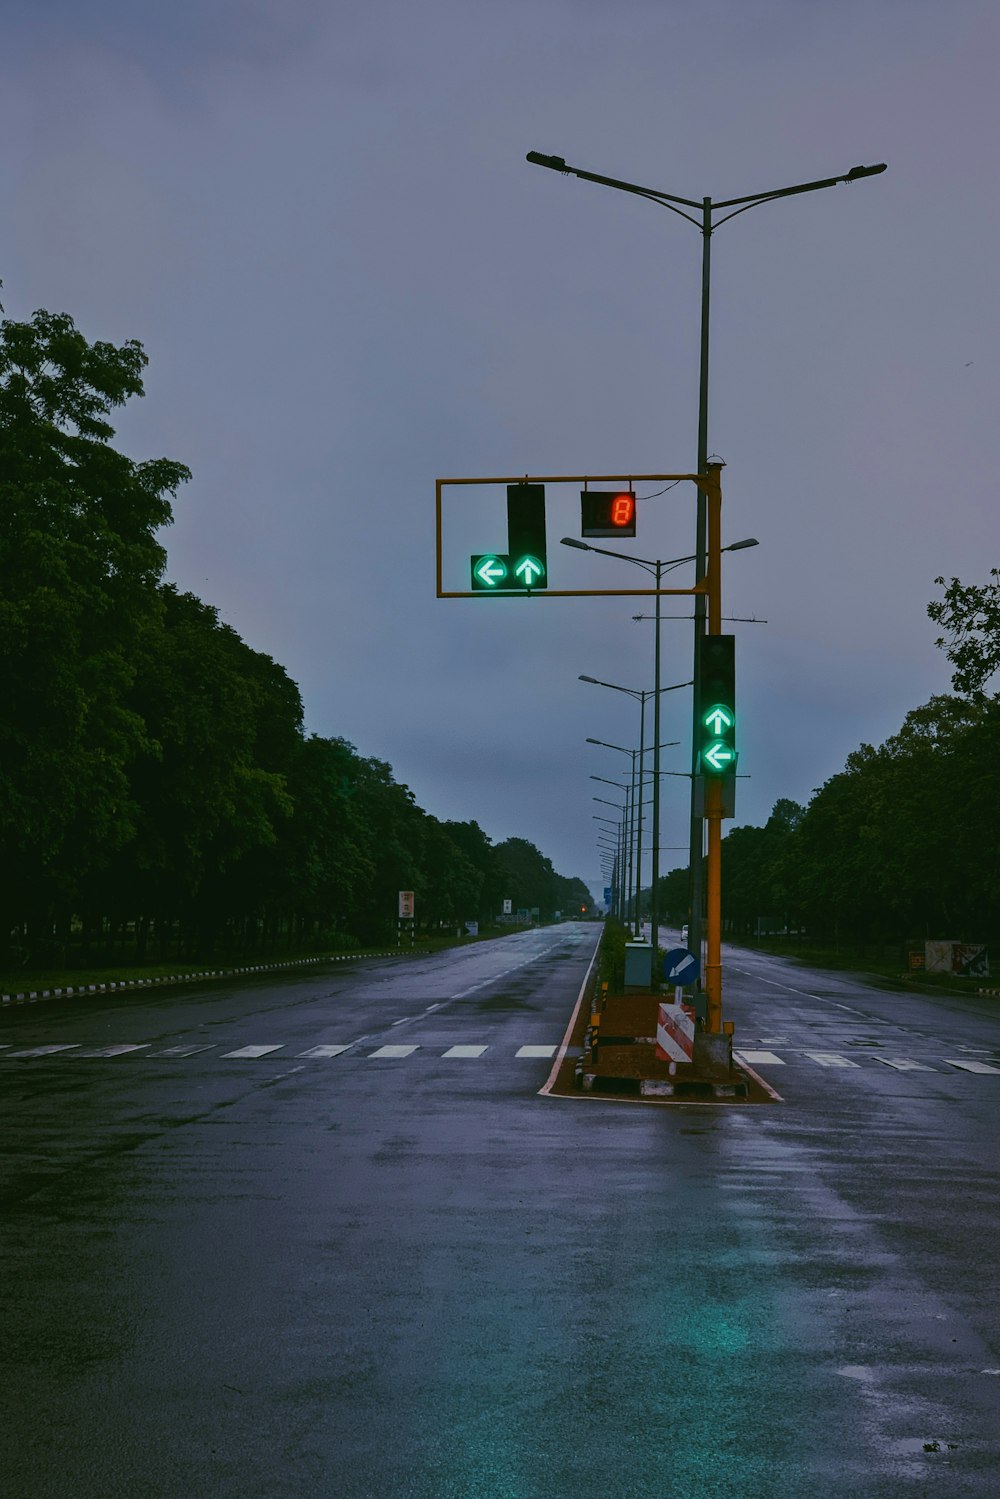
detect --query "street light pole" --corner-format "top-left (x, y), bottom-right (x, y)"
top-left (529, 149), bottom-right (885, 973)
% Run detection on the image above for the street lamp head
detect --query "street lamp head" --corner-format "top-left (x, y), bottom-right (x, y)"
top-left (526, 151), bottom-right (568, 172)
top-left (561, 537), bottom-right (591, 551)
top-left (578, 675), bottom-right (600, 685)
top-left (724, 537), bottom-right (759, 552)
top-left (845, 162), bottom-right (887, 180)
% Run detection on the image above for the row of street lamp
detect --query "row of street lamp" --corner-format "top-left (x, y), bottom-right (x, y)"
top-left (574, 535), bottom-right (757, 960)
top-left (529, 147), bottom-right (886, 972)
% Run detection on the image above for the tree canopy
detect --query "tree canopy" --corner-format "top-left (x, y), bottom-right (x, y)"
top-left (1, 306), bottom-right (592, 969)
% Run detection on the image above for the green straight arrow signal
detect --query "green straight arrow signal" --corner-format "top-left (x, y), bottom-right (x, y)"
top-left (703, 704), bottom-right (735, 735)
top-left (514, 555), bottom-right (545, 587)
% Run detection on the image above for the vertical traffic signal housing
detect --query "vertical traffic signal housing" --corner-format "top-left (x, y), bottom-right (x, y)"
top-left (506, 483), bottom-right (547, 589)
top-left (580, 490), bottom-right (636, 538)
top-left (698, 633), bottom-right (736, 774)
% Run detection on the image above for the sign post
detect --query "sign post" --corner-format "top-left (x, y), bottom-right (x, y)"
top-left (397, 890), bottom-right (414, 947)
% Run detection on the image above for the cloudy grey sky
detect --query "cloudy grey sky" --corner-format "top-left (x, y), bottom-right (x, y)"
top-left (4, 0), bottom-right (997, 899)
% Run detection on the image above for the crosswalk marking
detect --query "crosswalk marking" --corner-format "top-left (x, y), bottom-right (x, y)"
top-left (74, 1044), bottom-right (150, 1057)
top-left (4, 1041), bottom-right (999, 1077)
top-left (155, 1044), bottom-right (218, 1057)
top-left (3, 1043), bottom-right (81, 1058)
top-left (873, 1057), bottom-right (936, 1072)
top-left (221, 1044), bottom-right (284, 1059)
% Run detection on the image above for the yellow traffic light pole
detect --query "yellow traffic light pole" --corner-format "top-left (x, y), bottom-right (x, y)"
top-left (437, 465), bottom-right (731, 1047)
top-left (702, 462), bottom-right (725, 1037)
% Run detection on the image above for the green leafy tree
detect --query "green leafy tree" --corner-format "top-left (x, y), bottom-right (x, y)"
top-left (0, 308), bottom-right (189, 954)
top-left (929, 570), bottom-right (1000, 700)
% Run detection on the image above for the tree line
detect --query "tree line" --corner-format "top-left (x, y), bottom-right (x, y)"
top-left (0, 306), bottom-right (590, 971)
top-left (656, 573), bottom-right (1000, 952)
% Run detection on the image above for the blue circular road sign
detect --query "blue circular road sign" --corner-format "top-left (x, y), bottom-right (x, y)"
top-left (663, 947), bottom-right (699, 985)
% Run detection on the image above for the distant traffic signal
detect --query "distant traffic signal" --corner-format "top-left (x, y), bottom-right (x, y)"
top-left (698, 634), bottom-right (736, 775)
top-left (580, 490), bottom-right (636, 538)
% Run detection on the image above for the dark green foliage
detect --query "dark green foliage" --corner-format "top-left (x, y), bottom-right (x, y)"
top-left (1, 305), bottom-right (589, 969)
top-left (709, 697), bottom-right (1000, 948)
top-left (928, 570), bottom-right (1000, 700)
top-left (0, 309), bottom-right (189, 941)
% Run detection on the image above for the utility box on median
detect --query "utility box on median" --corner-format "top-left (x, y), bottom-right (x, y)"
top-left (624, 941), bottom-right (654, 991)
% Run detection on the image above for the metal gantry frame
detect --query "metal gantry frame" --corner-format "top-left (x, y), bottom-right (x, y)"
top-left (437, 464), bottom-right (730, 1036)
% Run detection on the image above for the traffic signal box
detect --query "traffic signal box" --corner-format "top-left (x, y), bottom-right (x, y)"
top-left (698, 633), bottom-right (736, 775)
top-left (470, 482), bottom-right (547, 591)
top-left (580, 490), bottom-right (636, 538)
top-left (507, 482), bottom-right (547, 589)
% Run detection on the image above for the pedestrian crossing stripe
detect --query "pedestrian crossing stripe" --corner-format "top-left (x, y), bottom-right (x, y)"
top-left (221, 1044), bottom-right (284, 1059)
top-left (2, 1044), bottom-right (999, 1072)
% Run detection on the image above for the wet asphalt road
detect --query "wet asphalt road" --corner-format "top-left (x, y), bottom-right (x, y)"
top-left (2, 923), bottom-right (999, 1498)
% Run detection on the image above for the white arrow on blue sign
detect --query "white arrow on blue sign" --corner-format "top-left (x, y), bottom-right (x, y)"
top-left (663, 947), bottom-right (699, 985)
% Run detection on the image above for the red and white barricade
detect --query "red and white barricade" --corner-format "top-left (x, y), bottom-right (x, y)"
top-left (655, 1002), bottom-right (695, 1065)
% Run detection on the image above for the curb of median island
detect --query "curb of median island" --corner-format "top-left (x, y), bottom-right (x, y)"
top-left (0, 950), bottom-right (412, 1008)
top-left (540, 965), bottom-right (780, 1107)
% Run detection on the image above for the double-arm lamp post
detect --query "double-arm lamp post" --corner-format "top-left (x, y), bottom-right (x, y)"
top-left (530, 149), bottom-right (885, 968)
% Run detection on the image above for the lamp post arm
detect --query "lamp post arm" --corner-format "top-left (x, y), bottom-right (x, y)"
top-left (712, 162), bottom-right (886, 213)
top-left (526, 151), bottom-right (703, 222)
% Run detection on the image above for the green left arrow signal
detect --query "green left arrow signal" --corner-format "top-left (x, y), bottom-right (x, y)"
top-left (703, 741), bottom-right (736, 772)
top-left (475, 556), bottom-right (507, 587)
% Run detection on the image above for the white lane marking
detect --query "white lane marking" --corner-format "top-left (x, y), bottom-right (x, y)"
top-left (390, 1018), bottom-right (411, 1026)
top-left (74, 1044), bottom-right (151, 1057)
top-left (945, 1058), bottom-right (1000, 1075)
top-left (368, 1045), bottom-right (418, 1058)
top-left (874, 1057), bottom-right (936, 1072)
top-left (734, 1050), bottom-right (786, 1066)
top-left (221, 1044), bottom-right (284, 1059)
top-left (157, 1044), bottom-right (217, 1057)
top-left (729, 966), bottom-right (865, 1012)
top-left (425, 1003), bottom-right (441, 1012)
top-left (516, 1045), bottom-right (557, 1058)
top-left (297, 1044), bottom-right (352, 1058)
top-left (441, 1045), bottom-right (488, 1058)
top-left (3, 1043), bottom-right (82, 1058)
top-left (804, 1052), bottom-right (861, 1068)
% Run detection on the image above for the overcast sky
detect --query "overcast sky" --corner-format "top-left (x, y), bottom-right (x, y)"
top-left (4, 0), bottom-right (998, 901)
